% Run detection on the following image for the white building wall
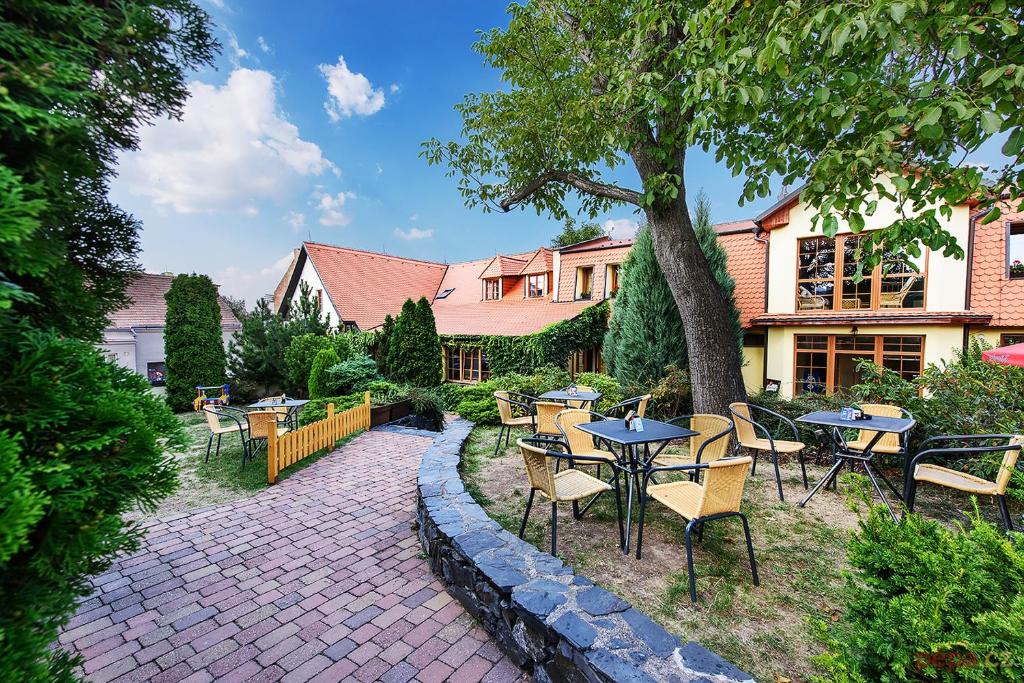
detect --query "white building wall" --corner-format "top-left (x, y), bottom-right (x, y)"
top-left (292, 256), bottom-right (340, 327)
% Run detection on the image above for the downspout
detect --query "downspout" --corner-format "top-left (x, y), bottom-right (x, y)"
top-left (754, 226), bottom-right (770, 391)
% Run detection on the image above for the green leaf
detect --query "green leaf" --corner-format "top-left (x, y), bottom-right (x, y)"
top-left (980, 67), bottom-right (1004, 87)
top-left (918, 107), bottom-right (941, 127)
top-left (889, 3), bottom-right (907, 22)
top-left (980, 110), bottom-right (1002, 134)
top-left (823, 213), bottom-right (839, 236)
top-left (1002, 129), bottom-right (1023, 158)
top-left (951, 34), bottom-right (969, 59)
top-left (775, 35), bottom-right (790, 55)
top-left (1001, 20), bottom-right (1018, 37)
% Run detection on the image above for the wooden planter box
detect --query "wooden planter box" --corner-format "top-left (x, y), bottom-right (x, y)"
top-left (370, 398), bottom-right (413, 427)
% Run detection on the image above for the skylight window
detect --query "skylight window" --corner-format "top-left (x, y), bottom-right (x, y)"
top-left (435, 288), bottom-right (455, 300)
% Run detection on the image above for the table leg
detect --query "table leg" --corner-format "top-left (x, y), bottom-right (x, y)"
top-left (863, 463), bottom-right (899, 523)
top-left (799, 457), bottom-right (847, 508)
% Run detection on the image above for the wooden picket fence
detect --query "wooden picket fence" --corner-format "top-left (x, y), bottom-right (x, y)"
top-left (267, 392), bottom-right (371, 484)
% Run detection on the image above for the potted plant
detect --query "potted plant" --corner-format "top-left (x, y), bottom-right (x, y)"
top-left (1011, 259), bottom-right (1024, 278)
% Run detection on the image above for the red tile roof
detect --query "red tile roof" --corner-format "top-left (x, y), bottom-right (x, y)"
top-left (480, 254), bottom-right (528, 278)
top-left (970, 200), bottom-right (1024, 327)
top-left (518, 248), bottom-right (553, 275)
top-left (558, 236), bottom-right (635, 253)
top-left (752, 310), bottom-right (990, 326)
top-left (303, 242), bottom-right (447, 330)
top-left (718, 231), bottom-right (767, 328)
top-left (107, 273), bottom-right (240, 329)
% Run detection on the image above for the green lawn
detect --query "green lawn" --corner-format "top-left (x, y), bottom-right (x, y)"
top-left (460, 424), bottom-right (1010, 682)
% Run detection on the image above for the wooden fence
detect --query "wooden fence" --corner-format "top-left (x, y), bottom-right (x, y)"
top-left (267, 392), bottom-right (371, 484)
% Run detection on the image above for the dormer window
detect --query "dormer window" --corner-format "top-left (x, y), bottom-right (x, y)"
top-left (1009, 224), bottom-right (1024, 279)
top-left (483, 278), bottom-right (501, 301)
top-left (575, 266), bottom-right (594, 301)
top-left (526, 273), bottom-right (548, 298)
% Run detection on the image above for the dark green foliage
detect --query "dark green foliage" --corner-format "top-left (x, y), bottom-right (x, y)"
top-left (386, 298), bottom-right (442, 386)
top-left (603, 195), bottom-right (740, 391)
top-left (405, 387), bottom-right (446, 432)
top-left (289, 282), bottom-right (332, 336)
top-left (574, 372), bottom-right (623, 413)
top-left (367, 380), bottom-right (403, 406)
top-left (227, 299), bottom-right (292, 399)
top-left (550, 216), bottom-right (605, 248)
top-left (648, 365), bottom-right (693, 419)
top-left (454, 367), bottom-right (597, 425)
top-left (284, 334), bottom-right (353, 397)
top-left (376, 314), bottom-right (396, 374)
top-left (308, 348), bottom-right (342, 400)
top-left (327, 354), bottom-right (381, 394)
top-left (298, 393), bottom-right (364, 426)
top-left (0, 0), bottom-right (216, 339)
top-left (816, 502), bottom-right (1024, 682)
top-left (0, 321), bottom-right (184, 681)
top-left (435, 382), bottom-right (465, 412)
top-left (164, 274), bottom-right (226, 412)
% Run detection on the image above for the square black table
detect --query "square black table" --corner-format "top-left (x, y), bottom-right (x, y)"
top-left (539, 389), bottom-right (602, 409)
top-left (576, 418), bottom-right (697, 553)
top-left (797, 410), bottom-right (915, 521)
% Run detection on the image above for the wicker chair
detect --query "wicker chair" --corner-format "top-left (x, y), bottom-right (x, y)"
top-left (636, 456), bottom-right (759, 601)
top-left (533, 401), bottom-right (568, 443)
top-left (844, 404), bottom-right (913, 460)
top-left (905, 434), bottom-right (1024, 531)
top-left (554, 409), bottom-right (619, 513)
top-left (203, 406), bottom-right (248, 463)
top-left (652, 415), bottom-right (734, 481)
top-left (259, 395), bottom-right (295, 430)
top-left (517, 438), bottom-right (624, 555)
top-left (565, 385), bottom-right (595, 409)
top-left (494, 391), bottom-right (536, 454)
top-left (879, 275), bottom-right (920, 308)
top-left (244, 410), bottom-right (288, 466)
top-left (603, 394), bottom-right (651, 419)
top-left (729, 402), bottom-right (807, 502)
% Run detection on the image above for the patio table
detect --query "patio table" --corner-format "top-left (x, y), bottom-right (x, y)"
top-left (797, 410), bottom-right (915, 521)
top-left (248, 397), bottom-right (309, 430)
top-left (538, 389), bottom-right (602, 408)
top-left (575, 418), bottom-right (697, 553)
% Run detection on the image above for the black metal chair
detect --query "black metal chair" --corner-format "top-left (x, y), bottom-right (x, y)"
top-left (516, 437), bottom-right (625, 555)
top-left (493, 391), bottom-right (536, 454)
top-left (904, 434), bottom-right (1023, 532)
top-left (729, 402), bottom-right (807, 502)
top-left (602, 394), bottom-right (651, 419)
top-left (635, 456), bottom-right (759, 602)
top-left (202, 406), bottom-right (249, 464)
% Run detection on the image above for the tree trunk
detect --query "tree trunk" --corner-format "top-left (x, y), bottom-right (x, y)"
top-left (645, 198), bottom-right (747, 415)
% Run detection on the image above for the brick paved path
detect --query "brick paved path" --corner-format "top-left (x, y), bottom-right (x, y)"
top-left (60, 430), bottom-right (527, 683)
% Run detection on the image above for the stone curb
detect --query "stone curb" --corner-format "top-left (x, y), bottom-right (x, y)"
top-left (416, 418), bottom-right (755, 683)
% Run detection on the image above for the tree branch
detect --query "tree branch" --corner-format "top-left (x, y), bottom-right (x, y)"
top-left (500, 171), bottom-right (643, 211)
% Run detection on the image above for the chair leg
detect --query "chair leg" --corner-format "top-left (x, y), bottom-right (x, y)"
top-left (684, 519), bottom-right (698, 602)
top-left (494, 425), bottom-right (504, 455)
top-left (519, 489), bottom-right (535, 538)
top-left (905, 478), bottom-right (917, 514)
top-left (697, 520), bottom-right (705, 543)
top-left (572, 501), bottom-right (581, 520)
top-left (550, 503), bottom-right (558, 556)
top-left (739, 513), bottom-right (760, 587)
top-left (205, 433), bottom-right (214, 463)
top-left (635, 482), bottom-right (648, 560)
top-left (771, 449), bottom-right (785, 502)
top-left (997, 495), bottom-right (1014, 532)
top-left (799, 451), bottom-right (808, 489)
top-left (506, 427), bottom-right (512, 447)
top-left (215, 434), bottom-right (222, 458)
top-left (750, 449), bottom-right (758, 475)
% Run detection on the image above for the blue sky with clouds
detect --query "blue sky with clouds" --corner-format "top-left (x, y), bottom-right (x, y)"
top-left (111, 1), bottom-right (1009, 306)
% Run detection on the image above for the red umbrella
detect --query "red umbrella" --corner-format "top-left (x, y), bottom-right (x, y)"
top-left (982, 343), bottom-right (1024, 368)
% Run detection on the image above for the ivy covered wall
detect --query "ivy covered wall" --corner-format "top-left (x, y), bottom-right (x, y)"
top-left (441, 302), bottom-right (609, 377)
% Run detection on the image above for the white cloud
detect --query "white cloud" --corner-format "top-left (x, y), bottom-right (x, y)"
top-left (257, 36), bottom-right (271, 54)
top-left (389, 83), bottom-right (400, 94)
top-left (225, 29), bottom-right (248, 63)
top-left (286, 211), bottom-right (305, 232)
top-left (603, 218), bottom-right (639, 239)
top-left (218, 252), bottom-right (295, 307)
top-left (319, 56), bottom-right (386, 120)
top-left (395, 227), bottom-right (433, 240)
top-left (409, 213), bottom-right (418, 222)
top-left (317, 191), bottom-right (356, 226)
top-left (117, 69), bottom-right (335, 214)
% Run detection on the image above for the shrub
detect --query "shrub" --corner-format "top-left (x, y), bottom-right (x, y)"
top-left (436, 382), bottom-right (465, 412)
top-left (285, 333), bottom-right (352, 397)
top-left (0, 323), bottom-right (184, 680)
top-left (367, 380), bottom-right (403, 406)
top-left (387, 298), bottom-right (442, 386)
top-left (748, 389), bottom-right (846, 462)
top-left (648, 364), bottom-right (693, 419)
top-left (405, 386), bottom-right (446, 431)
top-left (574, 372), bottom-right (623, 413)
top-left (453, 368), bottom-right (572, 425)
top-left (308, 348), bottom-right (342, 399)
top-left (815, 500), bottom-right (1024, 682)
top-left (227, 299), bottom-right (292, 397)
top-left (327, 354), bottom-right (380, 394)
top-left (299, 393), bottom-right (364, 426)
top-left (164, 274), bottom-right (227, 412)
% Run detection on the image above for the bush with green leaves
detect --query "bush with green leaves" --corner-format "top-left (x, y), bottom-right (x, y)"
top-left (648, 364), bottom-right (692, 419)
top-left (454, 367), bottom-right (578, 425)
top-left (386, 298), bottom-right (442, 386)
top-left (307, 348), bottom-right (341, 399)
top-left (0, 322), bottom-right (185, 680)
top-left (285, 333), bottom-right (353, 397)
top-left (574, 372), bottom-right (623, 413)
top-left (164, 274), bottom-right (226, 412)
top-left (405, 386), bottom-right (446, 432)
top-left (367, 380), bottom-right (403, 406)
top-left (436, 382), bottom-right (466, 412)
top-left (298, 393), bottom-right (365, 426)
top-left (748, 389), bottom-right (845, 462)
top-left (815, 499), bottom-right (1024, 682)
top-left (327, 354), bottom-right (381, 394)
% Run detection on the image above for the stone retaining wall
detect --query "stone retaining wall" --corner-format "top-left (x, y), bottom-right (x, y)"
top-left (416, 418), bottom-right (754, 683)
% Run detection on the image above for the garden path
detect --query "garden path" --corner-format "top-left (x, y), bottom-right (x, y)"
top-left (60, 430), bottom-right (526, 683)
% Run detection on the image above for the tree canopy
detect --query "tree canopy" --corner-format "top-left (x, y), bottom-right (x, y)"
top-left (551, 216), bottom-right (606, 248)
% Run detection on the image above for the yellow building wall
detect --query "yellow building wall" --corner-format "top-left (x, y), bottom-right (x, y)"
top-left (741, 346), bottom-right (764, 393)
top-left (765, 188), bottom-right (971, 315)
top-left (971, 327), bottom-right (1024, 348)
top-left (765, 324), bottom-right (966, 398)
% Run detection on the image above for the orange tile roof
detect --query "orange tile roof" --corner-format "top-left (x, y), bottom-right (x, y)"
top-left (107, 273), bottom-right (240, 329)
top-left (753, 310), bottom-right (990, 326)
top-left (480, 254), bottom-right (528, 278)
top-left (558, 236), bottom-right (635, 253)
top-left (303, 242), bottom-right (447, 330)
top-left (970, 200), bottom-right (1024, 326)
top-left (518, 248), bottom-right (553, 275)
top-left (715, 230), bottom-right (766, 329)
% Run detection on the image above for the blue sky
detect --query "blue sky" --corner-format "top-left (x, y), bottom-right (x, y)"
top-left (111, 1), bottom-right (1008, 306)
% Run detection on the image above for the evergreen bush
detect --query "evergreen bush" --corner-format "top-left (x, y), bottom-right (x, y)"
top-left (327, 354), bottom-right (381, 394)
top-left (227, 299), bottom-right (292, 399)
top-left (574, 372), bottom-right (623, 413)
top-left (386, 298), bottom-right (442, 386)
top-left (308, 348), bottom-right (342, 399)
top-left (298, 393), bottom-right (365, 426)
top-left (164, 274), bottom-right (226, 412)
top-left (284, 334), bottom-right (352, 397)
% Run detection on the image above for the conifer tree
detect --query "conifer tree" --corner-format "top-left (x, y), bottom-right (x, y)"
top-left (414, 296), bottom-right (443, 386)
top-left (386, 298), bottom-right (443, 386)
top-left (164, 274), bottom-right (227, 411)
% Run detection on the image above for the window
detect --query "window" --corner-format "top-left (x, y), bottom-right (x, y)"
top-left (1001, 334), bottom-right (1024, 346)
top-left (796, 235), bottom-right (926, 311)
top-left (445, 346), bottom-right (489, 383)
top-left (147, 361), bottom-right (167, 386)
top-left (436, 288), bottom-right (455, 300)
top-left (576, 266), bottom-right (594, 300)
top-left (526, 274), bottom-right (547, 298)
top-left (569, 347), bottom-right (602, 375)
top-left (483, 278), bottom-right (501, 301)
top-left (794, 334), bottom-right (924, 394)
top-left (606, 264), bottom-right (621, 298)
top-left (1009, 224), bottom-right (1024, 279)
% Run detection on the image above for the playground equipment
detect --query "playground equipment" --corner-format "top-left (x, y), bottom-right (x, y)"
top-left (193, 384), bottom-right (231, 412)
